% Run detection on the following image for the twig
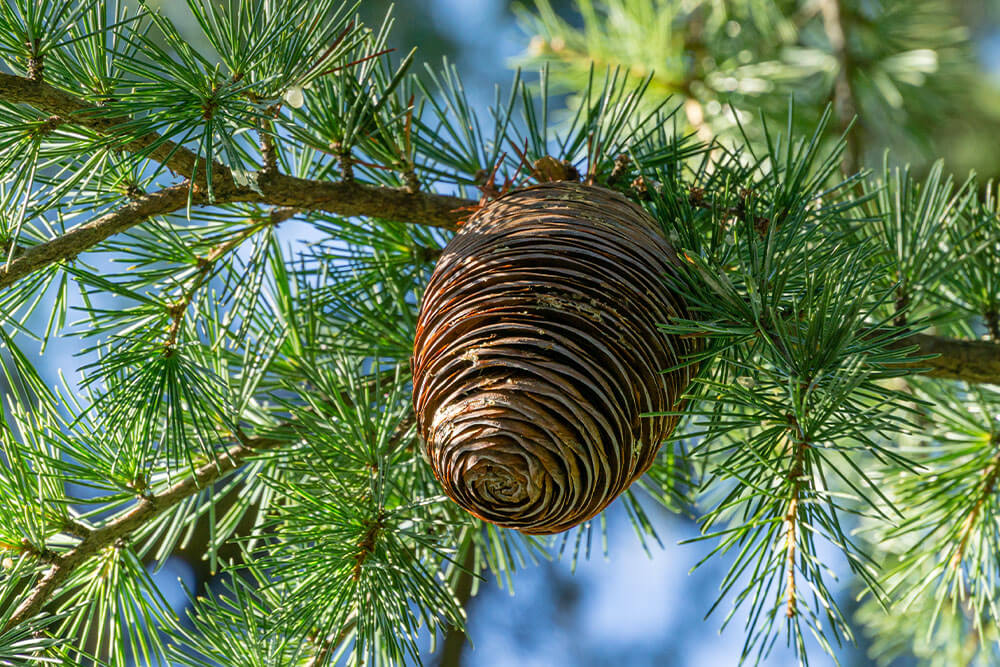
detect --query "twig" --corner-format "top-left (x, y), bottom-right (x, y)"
top-left (985, 310), bottom-right (1000, 343)
top-left (784, 491), bottom-right (799, 618)
top-left (894, 288), bottom-right (910, 328)
top-left (0, 183), bottom-right (194, 290)
top-left (892, 333), bottom-right (1000, 385)
top-left (437, 541), bottom-right (476, 667)
top-left (0, 179), bottom-right (468, 291)
top-left (258, 108), bottom-right (280, 176)
top-left (300, 416), bottom-right (415, 663)
top-left (59, 517), bottom-right (93, 540)
top-left (3, 428), bottom-right (294, 631)
top-left (164, 207), bottom-right (299, 352)
top-left (306, 618), bottom-right (358, 667)
top-left (819, 0), bottom-right (860, 174)
top-left (783, 415), bottom-right (808, 619)
top-left (0, 70), bottom-right (471, 237)
top-left (949, 446), bottom-right (1000, 571)
top-left (0, 72), bottom-right (224, 187)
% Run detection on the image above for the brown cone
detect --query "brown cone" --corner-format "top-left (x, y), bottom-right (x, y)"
top-left (412, 181), bottom-right (697, 534)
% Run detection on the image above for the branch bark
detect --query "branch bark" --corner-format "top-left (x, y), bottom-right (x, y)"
top-left (0, 178), bottom-right (467, 290)
top-left (2, 428), bottom-right (293, 632)
top-left (783, 424), bottom-right (807, 620)
top-left (0, 71), bottom-right (470, 293)
top-left (0, 72), bottom-right (224, 186)
top-left (164, 206), bottom-right (300, 351)
top-left (894, 333), bottom-right (1000, 385)
top-left (437, 541), bottom-right (476, 667)
top-left (819, 0), bottom-right (860, 174)
top-left (0, 183), bottom-right (193, 290)
top-left (306, 619), bottom-right (357, 667)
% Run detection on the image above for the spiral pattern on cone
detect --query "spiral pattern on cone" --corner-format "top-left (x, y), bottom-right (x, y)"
top-left (412, 182), bottom-right (697, 534)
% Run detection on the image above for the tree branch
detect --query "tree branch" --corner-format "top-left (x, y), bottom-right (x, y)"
top-left (783, 430), bottom-right (806, 620)
top-left (306, 618), bottom-right (357, 667)
top-left (2, 428), bottom-right (293, 632)
top-left (0, 178), bottom-right (468, 291)
top-left (949, 447), bottom-right (1000, 571)
top-left (894, 333), bottom-right (1000, 385)
top-left (437, 541), bottom-right (476, 667)
top-left (2, 190), bottom-right (998, 391)
top-left (254, 173), bottom-right (469, 227)
top-left (164, 206), bottom-right (299, 352)
top-left (0, 72), bottom-right (223, 186)
top-left (0, 183), bottom-right (194, 290)
top-left (0, 70), bottom-right (471, 277)
top-left (819, 0), bottom-right (860, 174)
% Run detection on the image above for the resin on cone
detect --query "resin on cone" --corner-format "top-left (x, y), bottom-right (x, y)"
top-left (412, 181), bottom-right (697, 534)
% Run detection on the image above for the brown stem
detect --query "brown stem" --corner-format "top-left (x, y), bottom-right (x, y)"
top-left (303, 417), bottom-right (415, 662)
top-left (783, 416), bottom-right (807, 619)
top-left (438, 539), bottom-right (477, 667)
top-left (894, 289), bottom-right (910, 328)
top-left (254, 173), bottom-right (469, 227)
top-left (256, 101), bottom-right (280, 175)
top-left (0, 71), bottom-right (469, 268)
top-left (0, 72), bottom-right (224, 187)
top-left (949, 447), bottom-right (1000, 571)
top-left (819, 0), bottom-right (860, 174)
top-left (306, 619), bottom-right (358, 667)
top-left (2, 428), bottom-right (292, 631)
top-left (985, 310), bottom-right (1000, 343)
top-left (0, 179), bottom-right (467, 291)
top-left (164, 207), bottom-right (298, 352)
top-left (0, 70), bottom-right (475, 224)
top-left (892, 333), bottom-right (1000, 385)
top-left (60, 517), bottom-right (93, 540)
top-left (0, 183), bottom-right (193, 290)
top-left (784, 492), bottom-right (799, 619)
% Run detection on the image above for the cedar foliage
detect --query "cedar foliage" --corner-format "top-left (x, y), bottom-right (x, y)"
top-left (0, 0), bottom-right (997, 665)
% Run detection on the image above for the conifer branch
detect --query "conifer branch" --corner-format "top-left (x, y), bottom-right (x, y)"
top-left (59, 517), bottom-right (93, 541)
top-left (0, 179), bottom-right (468, 291)
top-left (11, 70), bottom-right (993, 395)
top-left (306, 618), bottom-right (357, 667)
top-left (0, 70), bottom-right (470, 251)
top-left (164, 207), bottom-right (299, 352)
top-left (0, 72), bottom-right (226, 186)
top-left (986, 310), bottom-right (1000, 343)
top-left (949, 445), bottom-right (1000, 571)
top-left (0, 191), bottom-right (997, 388)
top-left (437, 541), bottom-right (476, 667)
top-left (783, 410), bottom-right (808, 620)
top-left (784, 475), bottom-right (801, 618)
top-left (0, 183), bottom-right (194, 290)
top-left (2, 428), bottom-right (294, 632)
top-left (895, 333), bottom-right (1000, 385)
top-left (254, 173), bottom-right (469, 227)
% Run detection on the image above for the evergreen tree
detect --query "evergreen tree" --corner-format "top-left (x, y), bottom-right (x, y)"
top-left (0, 1), bottom-right (997, 665)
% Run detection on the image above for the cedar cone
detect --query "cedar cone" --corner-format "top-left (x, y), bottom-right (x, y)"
top-left (412, 182), bottom-right (697, 534)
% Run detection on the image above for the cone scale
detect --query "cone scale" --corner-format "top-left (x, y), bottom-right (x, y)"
top-left (413, 181), bottom-right (697, 534)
